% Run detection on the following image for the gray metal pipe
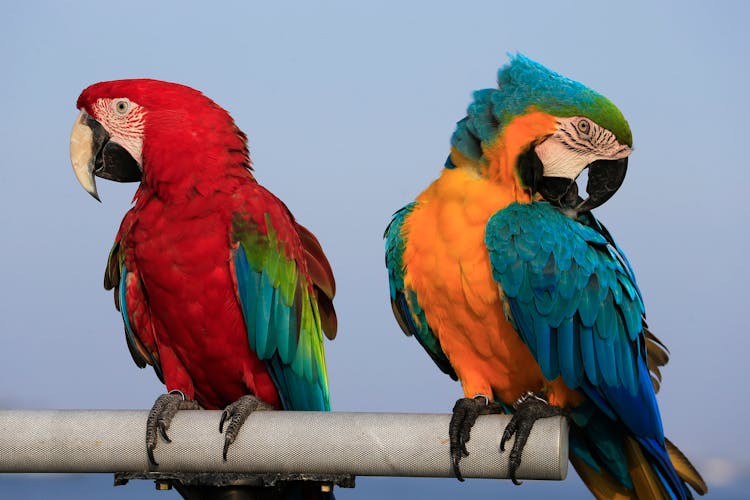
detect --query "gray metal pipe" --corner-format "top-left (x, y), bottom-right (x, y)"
top-left (0, 410), bottom-right (567, 480)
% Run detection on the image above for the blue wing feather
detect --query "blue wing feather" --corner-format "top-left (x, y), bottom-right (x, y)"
top-left (485, 202), bottom-right (644, 397)
top-left (254, 272), bottom-right (275, 359)
top-left (578, 324), bottom-right (599, 387)
top-left (233, 237), bottom-right (330, 412)
top-left (486, 202), bottom-right (690, 498)
top-left (272, 289), bottom-right (290, 360)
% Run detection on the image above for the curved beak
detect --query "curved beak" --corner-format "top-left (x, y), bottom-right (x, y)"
top-left (576, 157), bottom-right (628, 212)
top-left (536, 157), bottom-right (629, 213)
top-left (526, 128), bottom-right (631, 216)
top-left (70, 111), bottom-right (107, 201)
top-left (69, 111), bottom-right (142, 201)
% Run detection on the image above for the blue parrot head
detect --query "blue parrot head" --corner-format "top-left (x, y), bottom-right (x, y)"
top-left (448, 54), bottom-right (633, 215)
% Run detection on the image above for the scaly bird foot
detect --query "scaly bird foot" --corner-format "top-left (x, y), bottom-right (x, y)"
top-left (500, 392), bottom-right (564, 485)
top-left (219, 395), bottom-right (274, 461)
top-left (449, 395), bottom-right (504, 481)
top-left (146, 391), bottom-right (200, 467)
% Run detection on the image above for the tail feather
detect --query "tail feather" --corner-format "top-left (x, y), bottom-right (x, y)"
top-left (623, 436), bottom-right (673, 499)
top-left (571, 455), bottom-right (633, 500)
top-left (571, 422), bottom-right (705, 498)
top-left (666, 438), bottom-right (708, 495)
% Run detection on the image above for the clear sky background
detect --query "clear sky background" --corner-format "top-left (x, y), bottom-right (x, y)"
top-left (1, 1), bottom-right (748, 498)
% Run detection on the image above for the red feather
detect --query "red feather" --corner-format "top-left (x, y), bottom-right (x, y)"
top-left (85, 79), bottom-right (336, 410)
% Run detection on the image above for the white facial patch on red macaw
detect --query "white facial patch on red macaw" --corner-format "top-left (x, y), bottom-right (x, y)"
top-left (90, 97), bottom-right (146, 166)
top-left (534, 116), bottom-right (631, 180)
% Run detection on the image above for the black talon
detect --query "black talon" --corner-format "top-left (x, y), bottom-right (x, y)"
top-left (147, 446), bottom-right (158, 468)
top-left (500, 393), bottom-right (564, 485)
top-left (158, 420), bottom-right (171, 443)
top-left (219, 410), bottom-right (229, 433)
top-left (222, 438), bottom-right (231, 462)
top-left (449, 395), bottom-right (503, 481)
top-left (145, 392), bottom-right (200, 467)
top-left (219, 395), bottom-right (273, 461)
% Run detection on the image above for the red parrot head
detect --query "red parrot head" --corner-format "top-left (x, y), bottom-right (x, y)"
top-left (70, 79), bottom-right (249, 200)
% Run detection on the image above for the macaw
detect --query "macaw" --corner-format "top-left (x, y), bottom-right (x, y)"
top-left (385, 55), bottom-right (707, 499)
top-left (69, 80), bottom-right (337, 477)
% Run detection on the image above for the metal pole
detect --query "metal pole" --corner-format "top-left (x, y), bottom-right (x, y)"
top-left (0, 410), bottom-right (567, 481)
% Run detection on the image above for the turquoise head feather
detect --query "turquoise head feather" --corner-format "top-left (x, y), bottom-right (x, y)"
top-left (448, 54), bottom-right (632, 168)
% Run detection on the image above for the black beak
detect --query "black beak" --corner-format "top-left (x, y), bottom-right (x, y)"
top-left (70, 111), bottom-right (142, 201)
top-left (518, 147), bottom-right (628, 215)
top-left (575, 157), bottom-right (628, 212)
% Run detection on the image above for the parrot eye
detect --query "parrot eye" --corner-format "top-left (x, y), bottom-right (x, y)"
top-left (577, 119), bottom-right (591, 134)
top-left (114, 99), bottom-right (130, 115)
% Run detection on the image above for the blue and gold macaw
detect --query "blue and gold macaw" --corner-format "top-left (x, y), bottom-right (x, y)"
top-left (385, 55), bottom-right (707, 498)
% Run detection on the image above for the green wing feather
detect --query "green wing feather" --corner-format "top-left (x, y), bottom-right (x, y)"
top-left (233, 213), bottom-right (330, 411)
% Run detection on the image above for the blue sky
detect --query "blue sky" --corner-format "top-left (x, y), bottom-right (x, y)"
top-left (1, 1), bottom-right (748, 498)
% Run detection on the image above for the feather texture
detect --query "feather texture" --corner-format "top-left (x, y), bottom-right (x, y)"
top-left (486, 202), bottom-right (644, 395)
top-left (448, 54), bottom-right (631, 170)
top-left (486, 201), bottom-right (699, 499)
top-left (296, 222), bottom-right (337, 340)
top-left (85, 79), bottom-right (336, 417)
top-left (666, 438), bottom-right (708, 495)
top-left (385, 54), bottom-right (703, 499)
top-left (385, 204), bottom-right (457, 380)
top-left (233, 214), bottom-right (330, 411)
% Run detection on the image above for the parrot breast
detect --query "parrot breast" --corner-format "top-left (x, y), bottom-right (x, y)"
top-left (122, 183), bottom-right (288, 410)
top-left (402, 167), bottom-right (581, 407)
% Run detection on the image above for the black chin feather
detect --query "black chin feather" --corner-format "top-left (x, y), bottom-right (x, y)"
top-left (516, 147), bottom-right (628, 215)
top-left (95, 141), bottom-right (142, 183)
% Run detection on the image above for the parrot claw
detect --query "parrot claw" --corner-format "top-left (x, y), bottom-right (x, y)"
top-left (500, 392), bottom-right (564, 485)
top-left (219, 395), bottom-right (273, 462)
top-left (449, 395), bottom-right (503, 482)
top-left (158, 420), bottom-right (171, 443)
top-left (145, 391), bottom-right (200, 467)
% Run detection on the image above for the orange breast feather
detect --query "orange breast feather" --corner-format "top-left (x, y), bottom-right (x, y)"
top-left (402, 168), bottom-right (534, 402)
top-left (402, 166), bottom-right (581, 408)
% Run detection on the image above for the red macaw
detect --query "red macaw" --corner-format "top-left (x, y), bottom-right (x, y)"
top-left (385, 55), bottom-right (706, 498)
top-left (69, 80), bottom-right (337, 475)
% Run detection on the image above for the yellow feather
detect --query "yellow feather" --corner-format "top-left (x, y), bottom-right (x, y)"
top-left (624, 436), bottom-right (669, 499)
top-left (666, 438), bottom-right (708, 495)
top-left (572, 436), bottom-right (699, 500)
top-left (571, 455), bottom-right (634, 500)
top-left (645, 328), bottom-right (670, 393)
